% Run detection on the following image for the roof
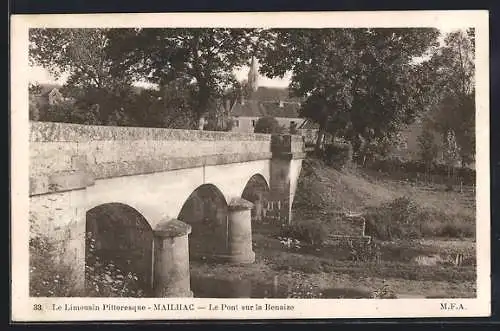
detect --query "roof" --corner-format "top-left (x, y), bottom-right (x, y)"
top-left (231, 86), bottom-right (303, 118)
top-left (35, 84), bottom-right (63, 96)
top-left (249, 86), bottom-right (301, 102)
top-left (231, 100), bottom-right (302, 118)
top-left (298, 119), bottom-right (320, 130)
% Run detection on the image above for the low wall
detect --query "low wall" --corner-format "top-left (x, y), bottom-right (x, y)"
top-left (30, 122), bottom-right (274, 196)
top-left (270, 134), bottom-right (305, 157)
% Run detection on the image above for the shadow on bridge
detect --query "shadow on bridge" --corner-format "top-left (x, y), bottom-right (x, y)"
top-left (241, 174), bottom-right (270, 232)
top-left (83, 174), bottom-right (273, 298)
top-left (85, 203), bottom-right (154, 297)
top-left (178, 184), bottom-right (228, 262)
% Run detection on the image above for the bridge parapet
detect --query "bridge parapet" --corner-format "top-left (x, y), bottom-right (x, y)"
top-left (30, 121), bottom-right (273, 142)
top-left (30, 122), bottom-right (276, 196)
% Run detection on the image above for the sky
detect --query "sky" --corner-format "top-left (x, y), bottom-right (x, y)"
top-left (28, 27), bottom-right (463, 89)
top-left (29, 58), bottom-right (292, 88)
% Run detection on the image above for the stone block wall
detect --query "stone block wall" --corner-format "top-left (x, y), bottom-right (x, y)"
top-left (326, 213), bottom-right (372, 246)
top-left (328, 214), bottom-right (367, 237)
top-left (30, 121), bottom-right (274, 196)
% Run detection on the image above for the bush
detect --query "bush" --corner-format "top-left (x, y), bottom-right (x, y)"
top-left (224, 118), bottom-right (234, 132)
top-left (29, 216), bottom-right (145, 297)
top-left (85, 232), bottom-right (145, 297)
top-left (279, 220), bottom-right (328, 246)
top-left (203, 117), bottom-right (234, 132)
top-left (423, 218), bottom-right (475, 238)
top-left (323, 142), bottom-right (353, 169)
top-left (364, 196), bottom-right (475, 240)
top-left (417, 126), bottom-right (439, 168)
top-left (348, 239), bottom-right (381, 263)
top-left (254, 116), bottom-right (282, 134)
top-left (364, 196), bottom-right (424, 240)
top-left (29, 233), bottom-right (78, 297)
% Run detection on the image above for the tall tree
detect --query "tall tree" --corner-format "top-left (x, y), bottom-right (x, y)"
top-left (29, 28), bottom-right (119, 89)
top-left (29, 28), bottom-right (202, 128)
top-left (257, 28), bottom-right (440, 156)
top-left (29, 28), bottom-right (135, 124)
top-left (105, 28), bottom-right (258, 129)
top-left (129, 79), bottom-right (198, 129)
top-left (426, 29), bottom-right (475, 167)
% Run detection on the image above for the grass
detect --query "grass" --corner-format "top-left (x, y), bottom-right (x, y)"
top-left (363, 196), bottom-right (475, 240)
top-left (293, 158), bottom-right (397, 214)
top-left (293, 158), bottom-right (476, 241)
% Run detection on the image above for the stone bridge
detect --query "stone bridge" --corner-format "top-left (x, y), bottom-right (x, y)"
top-left (29, 121), bottom-right (305, 297)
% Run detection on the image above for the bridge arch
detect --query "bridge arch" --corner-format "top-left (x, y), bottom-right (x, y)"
top-left (85, 202), bottom-right (154, 297)
top-left (177, 184), bottom-right (229, 261)
top-left (241, 174), bottom-right (271, 225)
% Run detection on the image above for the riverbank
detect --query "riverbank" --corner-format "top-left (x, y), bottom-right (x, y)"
top-left (190, 158), bottom-right (476, 299)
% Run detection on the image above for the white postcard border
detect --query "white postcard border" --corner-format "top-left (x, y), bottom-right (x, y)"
top-left (10, 10), bottom-right (491, 321)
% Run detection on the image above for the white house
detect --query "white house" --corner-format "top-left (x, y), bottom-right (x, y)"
top-left (230, 59), bottom-right (306, 133)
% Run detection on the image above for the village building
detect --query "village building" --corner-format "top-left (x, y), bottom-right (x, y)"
top-left (297, 119), bottom-right (320, 146)
top-left (230, 57), bottom-right (307, 134)
top-left (29, 84), bottom-right (64, 109)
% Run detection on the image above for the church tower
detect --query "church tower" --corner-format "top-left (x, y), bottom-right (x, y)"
top-left (247, 56), bottom-right (259, 92)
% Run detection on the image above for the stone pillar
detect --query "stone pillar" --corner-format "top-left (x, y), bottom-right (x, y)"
top-left (270, 135), bottom-right (293, 224)
top-left (270, 135), bottom-right (305, 224)
top-left (32, 167), bottom-right (95, 295)
top-left (65, 189), bottom-right (87, 294)
top-left (226, 198), bottom-right (255, 264)
top-left (153, 219), bottom-right (193, 297)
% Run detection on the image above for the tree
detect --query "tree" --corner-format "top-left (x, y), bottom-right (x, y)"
top-left (426, 29), bottom-right (475, 167)
top-left (29, 28), bottom-right (196, 128)
top-left (29, 28), bottom-right (136, 125)
top-left (417, 125), bottom-right (439, 171)
top-left (208, 80), bottom-right (248, 131)
top-left (133, 80), bottom-right (198, 129)
top-left (28, 83), bottom-right (42, 121)
top-left (105, 28), bottom-right (259, 129)
top-left (28, 82), bottom-right (42, 95)
top-left (29, 29), bottom-right (124, 89)
top-left (254, 116), bottom-right (281, 134)
top-left (256, 28), bottom-right (440, 156)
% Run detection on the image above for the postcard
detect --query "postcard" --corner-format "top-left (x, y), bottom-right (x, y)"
top-left (10, 10), bottom-right (490, 321)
